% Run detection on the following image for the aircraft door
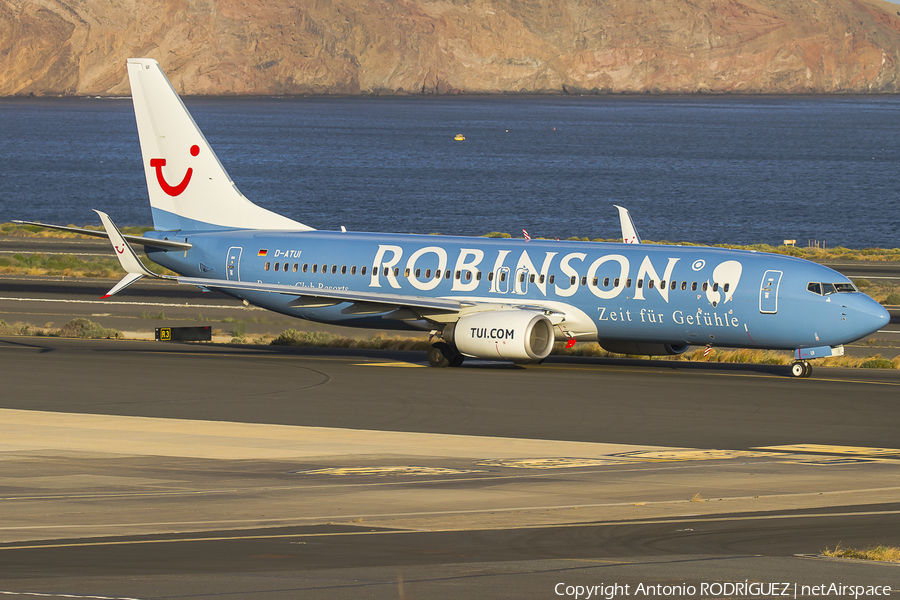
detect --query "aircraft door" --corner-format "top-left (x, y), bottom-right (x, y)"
top-left (226, 246), bottom-right (243, 281)
top-left (759, 270), bottom-right (782, 314)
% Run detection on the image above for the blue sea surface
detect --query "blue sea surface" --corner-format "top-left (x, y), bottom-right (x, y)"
top-left (0, 95), bottom-right (898, 248)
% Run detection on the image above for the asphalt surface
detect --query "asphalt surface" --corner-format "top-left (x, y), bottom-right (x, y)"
top-left (2, 237), bottom-right (900, 598)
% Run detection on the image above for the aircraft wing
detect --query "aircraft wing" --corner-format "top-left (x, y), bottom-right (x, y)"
top-left (175, 276), bottom-right (465, 313)
top-left (92, 210), bottom-right (570, 323)
top-left (11, 220), bottom-right (192, 251)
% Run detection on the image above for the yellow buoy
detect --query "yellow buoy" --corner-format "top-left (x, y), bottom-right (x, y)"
top-left (454, 133), bottom-right (465, 141)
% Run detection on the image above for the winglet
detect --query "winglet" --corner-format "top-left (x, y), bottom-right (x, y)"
top-left (614, 205), bottom-right (642, 244)
top-left (94, 209), bottom-right (164, 298)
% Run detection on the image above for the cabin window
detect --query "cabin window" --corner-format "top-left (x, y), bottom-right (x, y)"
top-left (293, 264), bottom-right (298, 272)
top-left (691, 282), bottom-right (697, 291)
top-left (436, 270), bottom-right (442, 280)
top-left (499, 271), bottom-right (506, 282)
top-left (670, 280), bottom-right (676, 290)
top-left (340, 265), bottom-right (346, 275)
top-left (648, 280), bottom-right (655, 290)
top-left (613, 277), bottom-right (619, 287)
top-left (539, 274), bottom-right (544, 284)
top-left (350, 266), bottom-right (356, 275)
top-left (415, 268), bottom-right (421, 278)
top-left (723, 283), bottom-right (729, 292)
top-left (591, 277), bottom-right (598, 286)
top-left (382, 267), bottom-right (388, 276)
top-left (456, 270), bottom-right (462, 280)
top-left (549, 274), bottom-right (555, 284)
top-left (274, 263), bottom-right (280, 272)
top-left (681, 281), bottom-right (686, 291)
top-left (712, 282), bottom-right (718, 292)
top-left (302, 263), bottom-right (308, 273)
top-left (265, 262), bottom-right (270, 271)
top-left (807, 282), bottom-right (823, 295)
top-left (529, 274), bottom-right (535, 284)
top-left (569, 276), bottom-right (576, 286)
top-left (465, 271), bottom-right (472, 281)
top-left (626, 278), bottom-right (632, 288)
top-left (637, 279), bottom-right (643, 289)
top-left (312, 264), bottom-right (318, 273)
top-left (660, 280), bottom-right (666, 289)
top-left (603, 277), bottom-right (610, 287)
top-left (404, 268), bottom-right (411, 277)
top-left (445, 270), bottom-right (451, 279)
top-left (519, 273), bottom-right (525, 283)
top-left (322, 264), bottom-right (328, 274)
top-left (329, 265), bottom-right (336, 274)
top-left (361, 266), bottom-right (367, 276)
top-left (476, 271), bottom-right (483, 281)
top-left (487, 272), bottom-right (493, 282)
top-left (822, 282), bottom-right (836, 295)
top-left (425, 269), bottom-right (432, 278)
top-left (702, 282), bottom-right (708, 292)
top-left (283, 263), bottom-right (289, 272)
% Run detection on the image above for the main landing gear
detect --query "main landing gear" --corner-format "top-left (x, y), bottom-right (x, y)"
top-left (428, 342), bottom-right (465, 368)
top-left (790, 361), bottom-right (813, 378)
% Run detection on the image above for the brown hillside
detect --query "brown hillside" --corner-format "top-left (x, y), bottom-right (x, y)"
top-left (3, 0), bottom-right (900, 95)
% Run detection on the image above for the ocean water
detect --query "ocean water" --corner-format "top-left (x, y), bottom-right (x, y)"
top-left (0, 95), bottom-right (898, 248)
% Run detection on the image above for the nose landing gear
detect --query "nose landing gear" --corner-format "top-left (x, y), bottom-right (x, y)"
top-left (790, 361), bottom-right (812, 378)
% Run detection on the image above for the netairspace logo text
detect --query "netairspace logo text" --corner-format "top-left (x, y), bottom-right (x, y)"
top-left (554, 581), bottom-right (893, 599)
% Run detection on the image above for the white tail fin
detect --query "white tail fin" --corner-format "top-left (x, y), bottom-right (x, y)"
top-left (126, 58), bottom-right (313, 232)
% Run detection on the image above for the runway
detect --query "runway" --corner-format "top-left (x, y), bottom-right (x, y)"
top-left (1, 337), bottom-right (899, 598)
top-left (2, 236), bottom-right (900, 598)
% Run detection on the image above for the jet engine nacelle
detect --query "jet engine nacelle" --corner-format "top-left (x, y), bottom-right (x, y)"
top-left (599, 340), bottom-right (690, 356)
top-left (448, 310), bottom-right (555, 362)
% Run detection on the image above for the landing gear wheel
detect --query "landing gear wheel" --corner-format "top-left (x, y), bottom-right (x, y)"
top-left (791, 361), bottom-right (813, 378)
top-left (428, 342), bottom-right (453, 368)
top-left (449, 352), bottom-right (465, 367)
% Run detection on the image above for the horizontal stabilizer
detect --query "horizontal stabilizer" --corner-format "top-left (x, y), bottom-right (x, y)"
top-left (12, 220), bottom-right (191, 251)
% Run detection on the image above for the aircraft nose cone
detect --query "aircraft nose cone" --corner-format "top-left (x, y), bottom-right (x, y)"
top-left (849, 294), bottom-right (891, 338)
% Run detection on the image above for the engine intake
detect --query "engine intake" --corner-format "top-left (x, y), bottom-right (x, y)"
top-left (448, 310), bottom-right (555, 362)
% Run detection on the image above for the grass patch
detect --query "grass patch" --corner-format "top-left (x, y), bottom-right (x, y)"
top-left (140, 311), bottom-right (166, 320)
top-left (0, 222), bottom-right (152, 238)
top-left (0, 252), bottom-right (174, 278)
top-left (271, 329), bottom-right (431, 352)
top-left (0, 318), bottom-right (121, 339)
top-left (57, 318), bottom-right (123, 339)
top-left (822, 543), bottom-right (900, 562)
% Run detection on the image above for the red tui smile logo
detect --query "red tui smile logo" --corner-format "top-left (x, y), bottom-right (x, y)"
top-left (150, 145), bottom-right (199, 197)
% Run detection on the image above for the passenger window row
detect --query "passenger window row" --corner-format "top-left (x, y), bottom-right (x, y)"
top-left (261, 261), bottom-right (731, 293)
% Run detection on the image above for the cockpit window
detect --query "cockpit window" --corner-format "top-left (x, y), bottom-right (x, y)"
top-left (834, 282), bottom-right (857, 293)
top-left (808, 281), bottom-right (857, 296)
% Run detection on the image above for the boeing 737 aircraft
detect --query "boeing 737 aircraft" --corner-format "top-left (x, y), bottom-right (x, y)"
top-left (18, 59), bottom-right (891, 377)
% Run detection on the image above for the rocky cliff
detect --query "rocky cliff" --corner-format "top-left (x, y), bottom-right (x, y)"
top-left (4, 0), bottom-right (900, 95)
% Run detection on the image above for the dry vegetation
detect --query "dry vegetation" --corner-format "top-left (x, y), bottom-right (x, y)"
top-left (822, 544), bottom-right (900, 562)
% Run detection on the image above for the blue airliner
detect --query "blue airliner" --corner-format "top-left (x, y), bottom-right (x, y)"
top-left (19, 59), bottom-right (890, 377)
